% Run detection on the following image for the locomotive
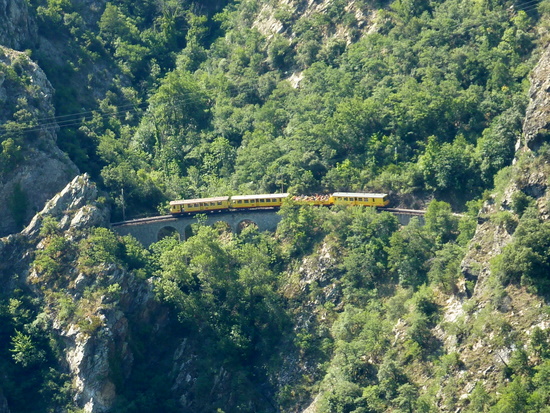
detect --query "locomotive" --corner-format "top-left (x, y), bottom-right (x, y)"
top-left (169, 192), bottom-right (389, 215)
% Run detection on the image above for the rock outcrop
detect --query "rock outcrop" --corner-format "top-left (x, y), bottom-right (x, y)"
top-left (437, 42), bottom-right (550, 409)
top-left (0, 0), bottom-right (37, 50)
top-left (21, 174), bottom-right (142, 413)
top-left (23, 174), bottom-right (109, 237)
top-left (0, 174), bottom-right (162, 413)
top-left (0, 46), bottom-right (78, 236)
top-left (522, 44), bottom-right (550, 151)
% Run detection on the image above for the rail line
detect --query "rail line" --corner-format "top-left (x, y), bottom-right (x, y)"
top-left (111, 215), bottom-right (175, 227)
top-left (378, 207), bottom-right (426, 216)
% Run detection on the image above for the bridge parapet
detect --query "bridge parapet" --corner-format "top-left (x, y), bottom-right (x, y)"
top-left (111, 208), bottom-right (427, 247)
top-left (112, 210), bottom-right (283, 247)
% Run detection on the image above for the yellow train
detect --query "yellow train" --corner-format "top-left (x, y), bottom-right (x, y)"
top-left (169, 192), bottom-right (389, 215)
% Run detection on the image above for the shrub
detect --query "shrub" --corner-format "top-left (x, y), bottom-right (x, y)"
top-left (511, 191), bottom-right (535, 216)
top-left (491, 211), bottom-right (517, 233)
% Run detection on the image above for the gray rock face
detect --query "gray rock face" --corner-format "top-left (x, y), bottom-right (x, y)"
top-left (0, 0), bottom-right (37, 49)
top-left (15, 174), bottom-right (146, 413)
top-left (23, 174), bottom-right (109, 237)
top-left (0, 47), bottom-right (79, 236)
top-left (60, 265), bottom-right (153, 413)
top-left (522, 44), bottom-right (550, 151)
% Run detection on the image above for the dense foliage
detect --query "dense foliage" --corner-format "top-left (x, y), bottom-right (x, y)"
top-left (3, 0), bottom-right (550, 411)
top-left (4, 0), bottom-right (544, 218)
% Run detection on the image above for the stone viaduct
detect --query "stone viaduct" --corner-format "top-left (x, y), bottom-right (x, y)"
top-left (111, 208), bottom-right (425, 247)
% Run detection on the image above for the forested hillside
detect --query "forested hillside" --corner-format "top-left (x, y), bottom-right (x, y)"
top-left (2, 0), bottom-right (542, 218)
top-left (2, 0), bottom-right (550, 412)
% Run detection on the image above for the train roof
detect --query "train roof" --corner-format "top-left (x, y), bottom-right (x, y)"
top-left (230, 193), bottom-right (289, 201)
top-left (170, 196), bottom-right (230, 205)
top-left (332, 192), bottom-right (388, 198)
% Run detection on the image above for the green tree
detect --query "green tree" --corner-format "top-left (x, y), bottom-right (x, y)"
top-left (424, 200), bottom-right (458, 245)
top-left (78, 227), bottom-right (124, 271)
top-left (387, 218), bottom-right (434, 287)
top-left (490, 376), bottom-right (529, 413)
top-left (428, 243), bottom-right (464, 293)
top-left (10, 330), bottom-right (45, 368)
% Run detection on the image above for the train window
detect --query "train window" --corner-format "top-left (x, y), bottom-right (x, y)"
top-left (344, 197), bottom-right (348, 201)
top-left (244, 200), bottom-right (249, 204)
top-left (218, 201), bottom-right (222, 205)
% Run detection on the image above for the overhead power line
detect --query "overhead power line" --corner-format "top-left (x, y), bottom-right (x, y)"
top-left (0, 90), bottom-right (207, 138)
top-left (0, 102), bottom-right (148, 136)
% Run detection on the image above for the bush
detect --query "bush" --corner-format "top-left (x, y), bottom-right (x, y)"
top-left (511, 191), bottom-right (535, 216)
top-left (491, 211), bottom-right (517, 233)
top-left (428, 243), bottom-right (464, 293)
top-left (491, 215), bottom-right (550, 294)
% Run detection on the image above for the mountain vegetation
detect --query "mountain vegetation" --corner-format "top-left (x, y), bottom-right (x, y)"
top-left (1, 0), bottom-right (550, 412)
top-left (5, 0), bottom-right (542, 217)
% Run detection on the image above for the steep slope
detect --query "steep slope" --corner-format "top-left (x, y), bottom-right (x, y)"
top-left (0, 175), bottom-right (172, 413)
top-left (425, 42), bottom-right (550, 410)
top-left (0, 0), bottom-right (37, 49)
top-left (0, 47), bottom-right (78, 236)
top-left (2, 0), bottom-right (550, 412)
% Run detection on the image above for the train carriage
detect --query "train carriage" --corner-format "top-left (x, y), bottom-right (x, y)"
top-left (229, 193), bottom-right (289, 209)
top-left (170, 196), bottom-right (230, 214)
top-left (330, 192), bottom-right (390, 207)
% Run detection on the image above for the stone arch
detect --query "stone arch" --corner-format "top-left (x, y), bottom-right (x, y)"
top-left (237, 219), bottom-right (258, 233)
top-left (184, 224), bottom-right (194, 240)
top-left (157, 226), bottom-right (180, 242)
top-left (212, 221), bottom-right (233, 235)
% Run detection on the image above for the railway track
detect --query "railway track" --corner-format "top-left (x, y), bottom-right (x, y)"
top-left (111, 215), bottom-right (176, 227)
top-left (378, 207), bottom-right (426, 216)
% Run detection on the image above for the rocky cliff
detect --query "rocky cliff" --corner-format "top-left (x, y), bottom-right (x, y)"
top-left (0, 0), bottom-right (37, 50)
top-left (522, 45), bottom-right (550, 151)
top-left (0, 174), bottom-right (172, 413)
top-left (0, 46), bottom-right (78, 236)
top-left (431, 42), bottom-right (550, 408)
